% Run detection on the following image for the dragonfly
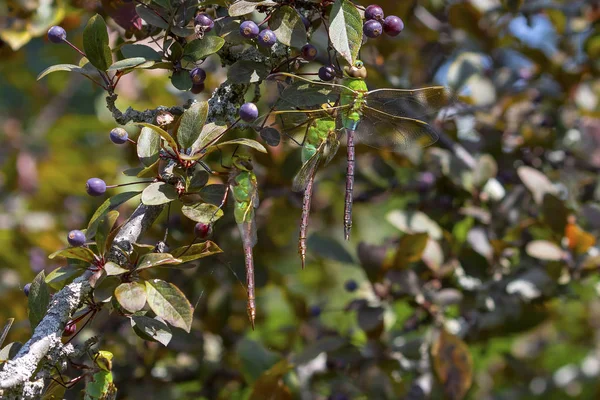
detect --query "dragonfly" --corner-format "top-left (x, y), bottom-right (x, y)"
top-left (83, 350), bottom-right (117, 400)
top-left (268, 60), bottom-right (453, 240)
top-left (219, 154), bottom-right (260, 329)
top-left (292, 115), bottom-right (340, 269)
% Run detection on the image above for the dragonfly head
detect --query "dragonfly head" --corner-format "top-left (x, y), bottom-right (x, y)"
top-left (344, 60), bottom-right (367, 80)
top-left (95, 351), bottom-right (114, 372)
top-left (233, 155), bottom-right (253, 171)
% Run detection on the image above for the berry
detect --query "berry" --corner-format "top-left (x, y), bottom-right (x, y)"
top-left (363, 20), bottom-right (383, 38)
top-left (47, 26), bottom-right (66, 43)
top-left (67, 230), bottom-right (86, 247)
top-left (191, 83), bottom-right (205, 94)
top-left (309, 305), bottom-right (322, 317)
top-left (257, 29), bottom-right (277, 47)
top-left (190, 67), bottom-right (207, 85)
top-left (240, 20), bottom-right (260, 39)
top-left (301, 44), bottom-right (318, 61)
top-left (23, 283), bottom-right (31, 297)
top-left (109, 127), bottom-right (128, 144)
top-left (318, 66), bottom-right (336, 81)
top-left (344, 279), bottom-right (358, 292)
top-left (194, 222), bottom-right (212, 238)
top-left (301, 15), bottom-right (311, 31)
top-left (383, 15), bottom-right (404, 36)
top-left (365, 5), bottom-right (384, 21)
top-left (239, 102), bottom-right (259, 122)
top-left (63, 322), bottom-right (76, 337)
top-left (194, 14), bottom-right (214, 32)
top-left (86, 178), bottom-right (107, 196)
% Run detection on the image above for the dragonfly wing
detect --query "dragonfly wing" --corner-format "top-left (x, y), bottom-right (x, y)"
top-left (354, 106), bottom-right (439, 151)
top-left (292, 147), bottom-right (324, 192)
top-left (365, 86), bottom-right (454, 120)
top-left (324, 131), bottom-right (342, 165)
top-left (238, 220), bottom-right (257, 249)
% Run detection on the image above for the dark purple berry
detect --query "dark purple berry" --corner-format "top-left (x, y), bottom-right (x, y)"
top-left (383, 15), bottom-right (404, 36)
top-left (309, 305), bottom-right (322, 317)
top-left (301, 15), bottom-right (311, 31)
top-left (301, 44), bottom-right (318, 61)
top-left (109, 127), bottom-right (128, 144)
top-left (239, 102), bottom-right (259, 122)
top-left (365, 5), bottom-right (384, 21)
top-left (194, 222), bottom-right (212, 238)
top-left (194, 13), bottom-right (214, 32)
top-left (344, 279), bottom-right (358, 292)
top-left (86, 178), bottom-right (107, 196)
top-left (190, 83), bottom-right (205, 94)
top-left (67, 230), bottom-right (86, 247)
top-left (63, 321), bottom-right (76, 337)
top-left (363, 20), bottom-right (383, 38)
top-left (257, 29), bottom-right (277, 47)
top-left (23, 283), bottom-right (31, 297)
top-left (240, 20), bottom-right (260, 39)
top-left (318, 66), bottom-right (336, 81)
top-left (190, 67), bottom-right (207, 85)
top-left (47, 26), bottom-right (66, 43)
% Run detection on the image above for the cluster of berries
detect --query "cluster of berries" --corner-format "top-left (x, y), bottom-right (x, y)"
top-left (363, 5), bottom-right (404, 39)
top-left (239, 20), bottom-right (277, 47)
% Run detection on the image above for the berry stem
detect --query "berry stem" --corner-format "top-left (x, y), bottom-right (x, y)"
top-left (63, 39), bottom-right (87, 59)
top-left (258, 13), bottom-right (273, 27)
top-left (127, 138), bottom-right (137, 145)
top-left (105, 180), bottom-right (154, 189)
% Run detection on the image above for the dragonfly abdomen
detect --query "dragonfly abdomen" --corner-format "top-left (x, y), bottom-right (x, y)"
top-left (344, 130), bottom-right (356, 241)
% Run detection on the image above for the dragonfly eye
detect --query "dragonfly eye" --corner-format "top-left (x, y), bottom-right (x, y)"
top-left (346, 62), bottom-right (367, 79)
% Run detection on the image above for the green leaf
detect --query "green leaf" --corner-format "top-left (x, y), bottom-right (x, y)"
top-left (41, 380), bottom-right (67, 400)
top-left (207, 138), bottom-right (267, 154)
top-left (237, 338), bottom-right (281, 383)
top-left (93, 275), bottom-right (120, 303)
top-left (270, 6), bottom-right (306, 48)
top-left (0, 319), bottom-right (14, 349)
top-left (390, 233), bottom-right (430, 269)
top-left (227, 60), bottom-right (270, 84)
top-left (136, 4), bottom-right (169, 29)
top-left (171, 69), bottom-right (193, 91)
top-left (431, 329), bottom-right (473, 400)
top-left (37, 64), bottom-right (85, 81)
top-left (292, 337), bottom-right (346, 364)
top-left (137, 123), bottom-right (179, 152)
top-left (306, 234), bottom-right (354, 264)
top-left (137, 160), bottom-right (159, 178)
top-left (108, 57), bottom-right (154, 71)
top-left (188, 169), bottom-right (209, 191)
top-left (249, 360), bottom-right (293, 400)
top-left (136, 253), bottom-right (182, 271)
top-left (121, 44), bottom-right (163, 61)
top-left (178, 101), bottom-right (209, 149)
top-left (87, 191), bottom-right (141, 238)
top-left (181, 203), bottom-right (224, 224)
top-left (200, 184), bottom-right (228, 205)
top-left (104, 261), bottom-right (129, 276)
top-left (329, 0), bottom-right (363, 65)
top-left (95, 210), bottom-right (119, 257)
top-left (137, 127), bottom-right (161, 167)
top-left (48, 247), bottom-right (97, 263)
top-left (141, 182), bottom-right (178, 205)
top-left (145, 279), bottom-right (194, 332)
top-left (171, 241), bottom-right (223, 262)
top-left (189, 123), bottom-right (228, 155)
top-left (131, 314), bottom-right (172, 346)
top-left (229, 0), bottom-right (277, 17)
top-left (83, 14), bottom-right (112, 71)
top-left (45, 267), bottom-right (80, 291)
top-left (115, 282), bottom-right (147, 313)
top-left (183, 36), bottom-right (225, 61)
top-left (28, 271), bottom-right (51, 330)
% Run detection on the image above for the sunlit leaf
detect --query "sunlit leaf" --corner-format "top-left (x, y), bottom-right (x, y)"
top-left (135, 253), bottom-right (182, 271)
top-left (431, 329), bottom-right (473, 400)
top-left (171, 241), bottom-right (223, 263)
top-left (229, 0), bottom-right (277, 17)
top-left (178, 101), bottom-right (209, 149)
top-left (137, 126), bottom-right (161, 167)
top-left (28, 271), bottom-right (51, 330)
top-left (115, 282), bottom-right (147, 313)
top-left (141, 182), bottom-right (178, 205)
top-left (48, 247), bottom-right (96, 263)
top-left (329, 0), bottom-right (363, 65)
top-left (131, 314), bottom-right (172, 346)
top-left (525, 240), bottom-right (565, 261)
top-left (183, 36), bottom-right (225, 61)
top-left (145, 279), bottom-right (194, 332)
top-left (270, 6), bottom-right (306, 48)
top-left (181, 203), bottom-right (224, 224)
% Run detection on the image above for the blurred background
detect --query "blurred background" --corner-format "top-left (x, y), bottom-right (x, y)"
top-left (1, 0), bottom-right (600, 399)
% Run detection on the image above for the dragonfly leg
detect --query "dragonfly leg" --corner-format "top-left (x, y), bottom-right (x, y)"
top-left (243, 242), bottom-right (256, 330)
top-left (344, 130), bottom-right (355, 241)
top-left (299, 174), bottom-right (316, 269)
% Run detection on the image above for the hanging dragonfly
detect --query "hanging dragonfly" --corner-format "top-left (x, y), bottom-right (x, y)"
top-left (219, 154), bottom-right (260, 329)
top-left (83, 350), bottom-right (117, 400)
top-left (268, 60), bottom-right (453, 241)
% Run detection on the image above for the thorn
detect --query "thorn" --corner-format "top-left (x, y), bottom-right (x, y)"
top-left (301, 256), bottom-right (305, 270)
top-left (250, 317), bottom-right (255, 331)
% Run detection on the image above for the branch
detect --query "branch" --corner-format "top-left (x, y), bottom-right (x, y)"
top-left (106, 93), bottom-right (192, 125)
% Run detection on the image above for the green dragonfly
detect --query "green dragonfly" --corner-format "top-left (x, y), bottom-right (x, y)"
top-left (83, 350), bottom-right (117, 400)
top-left (268, 61), bottom-right (453, 240)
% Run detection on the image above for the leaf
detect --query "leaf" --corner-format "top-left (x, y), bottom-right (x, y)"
top-left (107, 57), bottom-right (154, 71)
top-left (28, 271), bottom-right (51, 330)
top-left (0, 342), bottom-right (22, 363)
top-left (357, 306), bottom-right (385, 336)
top-left (306, 234), bottom-right (354, 264)
top-left (388, 233), bottom-right (429, 269)
top-left (227, 60), bottom-right (270, 84)
top-left (141, 182), bottom-right (178, 205)
top-left (178, 102), bottom-right (209, 149)
top-left (131, 314), bottom-right (172, 346)
top-left (472, 154), bottom-right (497, 187)
top-left (95, 210), bottom-right (119, 257)
top-left (188, 169), bottom-right (209, 191)
top-left (137, 160), bottom-right (159, 178)
top-left (183, 36), bottom-right (225, 61)
top-left (517, 166), bottom-right (557, 204)
top-left (181, 203), bottom-right (224, 224)
top-left (136, 253), bottom-right (182, 271)
top-left (83, 14), bottom-right (112, 71)
top-left (329, 0), bottom-right (363, 65)
top-left (104, 261), bottom-right (129, 276)
top-left (0, 319), bottom-right (14, 349)
top-left (260, 127), bottom-right (281, 147)
top-left (171, 241), bottom-right (223, 262)
top-left (136, 4), bottom-right (169, 29)
top-left (41, 379), bottom-right (67, 400)
top-left (137, 126), bottom-right (161, 166)
top-left (171, 69), bottom-right (193, 91)
top-left (229, 0), bottom-right (277, 17)
top-left (145, 279), bottom-right (194, 332)
top-left (45, 267), bottom-right (80, 291)
top-left (48, 247), bottom-right (97, 263)
top-left (87, 191), bottom-right (141, 238)
top-left (291, 337), bottom-right (346, 364)
top-left (190, 123), bottom-right (228, 155)
top-left (542, 193), bottom-right (568, 234)
top-left (207, 138), bottom-right (267, 154)
top-left (200, 184), bottom-right (228, 205)
top-left (431, 329), bottom-right (473, 400)
top-left (37, 64), bottom-right (86, 81)
top-left (115, 282), bottom-right (147, 313)
top-left (137, 122), bottom-right (179, 151)
top-left (525, 240), bottom-right (565, 261)
top-left (121, 44), bottom-right (163, 61)
top-left (237, 338), bottom-right (281, 383)
top-left (270, 6), bottom-right (306, 48)
top-left (249, 360), bottom-right (293, 400)
top-left (93, 275), bottom-right (120, 303)
top-left (386, 210), bottom-right (443, 240)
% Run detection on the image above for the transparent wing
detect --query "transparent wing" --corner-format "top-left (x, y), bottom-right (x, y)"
top-left (292, 144), bottom-right (325, 192)
top-left (238, 220), bottom-right (257, 249)
top-left (324, 131), bottom-right (342, 165)
top-left (365, 86), bottom-right (454, 120)
top-left (353, 106), bottom-right (439, 151)
top-left (267, 73), bottom-right (357, 109)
